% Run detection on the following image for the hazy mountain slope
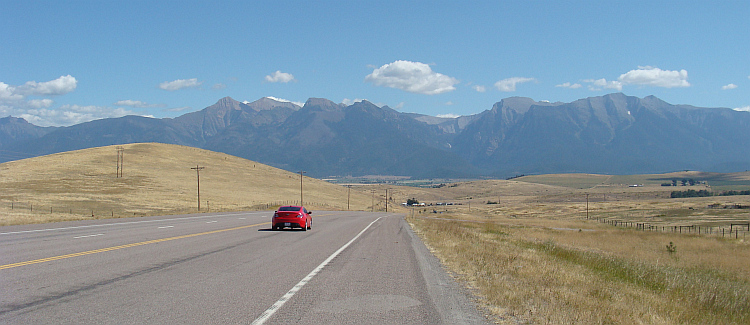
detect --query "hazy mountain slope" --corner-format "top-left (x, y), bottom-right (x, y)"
top-left (171, 97), bottom-right (297, 144)
top-left (205, 99), bottom-right (479, 177)
top-left (455, 93), bottom-right (750, 175)
top-left (0, 117), bottom-right (57, 151)
top-left (2, 116), bottom-right (195, 159)
top-left (2, 93), bottom-right (750, 177)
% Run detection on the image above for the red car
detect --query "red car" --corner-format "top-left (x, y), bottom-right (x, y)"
top-left (272, 206), bottom-right (312, 231)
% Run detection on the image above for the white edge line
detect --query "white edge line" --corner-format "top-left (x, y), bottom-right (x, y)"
top-left (251, 216), bottom-right (384, 325)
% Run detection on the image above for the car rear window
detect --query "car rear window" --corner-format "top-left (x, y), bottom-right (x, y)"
top-left (278, 206), bottom-right (301, 212)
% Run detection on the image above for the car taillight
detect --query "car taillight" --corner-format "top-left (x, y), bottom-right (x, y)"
top-left (298, 213), bottom-right (304, 218)
top-left (273, 213), bottom-right (278, 218)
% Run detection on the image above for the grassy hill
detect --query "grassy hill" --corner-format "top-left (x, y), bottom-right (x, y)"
top-left (0, 143), bottom-right (374, 226)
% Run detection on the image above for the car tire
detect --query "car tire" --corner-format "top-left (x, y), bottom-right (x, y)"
top-left (307, 219), bottom-right (312, 230)
top-left (302, 220), bottom-right (308, 231)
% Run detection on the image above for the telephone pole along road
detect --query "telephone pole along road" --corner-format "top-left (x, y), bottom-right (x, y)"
top-left (0, 211), bottom-right (488, 324)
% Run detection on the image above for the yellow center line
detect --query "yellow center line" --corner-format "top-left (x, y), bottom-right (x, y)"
top-left (0, 221), bottom-right (270, 271)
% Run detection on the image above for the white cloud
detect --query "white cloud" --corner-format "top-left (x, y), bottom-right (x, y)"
top-left (437, 113), bottom-right (460, 118)
top-left (114, 100), bottom-right (145, 107)
top-left (445, 101), bottom-right (454, 106)
top-left (159, 78), bottom-right (202, 91)
top-left (27, 99), bottom-right (54, 109)
top-left (734, 106), bottom-right (750, 112)
top-left (164, 106), bottom-right (191, 112)
top-left (341, 98), bottom-right (366, 105)
top-left (365, 60), bottom-right (459, 95)
top-left (494, 77), bottom-right (535, 92)
top-left (13, 75), bottom-right (77, 96)
top-left (722, 83), bottom-right (738, 90)
top-left (265, 96), bottom-right (304, 107)
top-left (265, 71), bottom-right (296, 83)
top-left (212, 83), bottom-right (227, 90)
top-left (473, 85), bottom-right (486, 93)
top-left (584, 66), bottom-right (690, 92)
top-left (0, 75), bottom-right (151, 127)
top-left (11, 104), bottom-right (136, 127)
top-left (556, 82), bottom-right (582, 89)
top-left (0, 82), bottom-right (24, 102)
top-left (617, 66), bottom-right (690, 88)
top-left (114, 100), bottom-right (165, 108)
top-left (1, 76), bottom-right (77, 103)
top-left (584, 78), bottom-right (623, 91)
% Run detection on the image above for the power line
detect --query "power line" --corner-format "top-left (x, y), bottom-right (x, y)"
top-left (192, 165), bottom-right (205, 211)
top-left (298, 171), bottom-right (306, 206)
top-left (116, 146), bottom-right (124, 178)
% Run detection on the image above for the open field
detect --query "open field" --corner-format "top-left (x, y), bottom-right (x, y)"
top-left (519, 171), bottom-right (750, 191)
top-left (408, 215), bottom-right (750, 324)
top-left (3, 145), bottom-right (750, 323)
top-left (397, 174), bottom-right (750, 324)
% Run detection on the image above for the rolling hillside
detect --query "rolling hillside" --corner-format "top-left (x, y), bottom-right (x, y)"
top-left (0, 143), bottom-right (374, 226)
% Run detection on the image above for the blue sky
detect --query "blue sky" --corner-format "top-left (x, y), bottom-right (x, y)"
top-left (1, 0), bottom-right (748, 126)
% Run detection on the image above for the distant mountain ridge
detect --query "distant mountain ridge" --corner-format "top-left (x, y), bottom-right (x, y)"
top-left (2, 94), bottom-right (749, 177)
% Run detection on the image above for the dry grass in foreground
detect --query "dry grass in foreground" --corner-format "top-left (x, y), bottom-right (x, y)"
top-left (396, 174), bottom-right (750, 324)
top-left (408, 214), bottom-right (750, 324)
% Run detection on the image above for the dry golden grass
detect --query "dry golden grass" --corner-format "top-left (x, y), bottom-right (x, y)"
top-left (0, 143), bottom-right (375, 226)
top-left (409, 215), bottom-right (750, 324)
top-left (401, 175), bottom-right (750, 324)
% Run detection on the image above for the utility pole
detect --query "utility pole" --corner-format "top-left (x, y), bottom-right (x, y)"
top-left (347, 185), bottom-right (351, 211)
top-left (586, 194), bottom-right (589, 219)
top-left (116, 146), bottom-right (124, 178)
top-left (192, 165), bottom-right (205, 211)
top-left (299, 171), bottom-right (306, 206)
top-left (371, 189), bottom-right (375, 212)
top-left (385, 189), bottom-right (388, 213)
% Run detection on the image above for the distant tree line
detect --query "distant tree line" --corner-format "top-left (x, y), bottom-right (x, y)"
top-left (671, 189), bottom-right (750, 198)
top-left (661, 179), bottom-right (702, 187)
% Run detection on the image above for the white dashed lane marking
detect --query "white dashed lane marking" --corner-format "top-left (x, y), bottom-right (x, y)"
top-left (73, 234), bottom-right (104, 239)
top-left (251, 216), bottom-right (384, 325)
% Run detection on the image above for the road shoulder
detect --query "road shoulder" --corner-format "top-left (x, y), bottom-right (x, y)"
top-left (402, 217), bottom-right (490, 324)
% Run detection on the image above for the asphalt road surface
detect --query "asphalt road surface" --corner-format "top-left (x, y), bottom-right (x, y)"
top-left (1, 211), bottom-right (488, 324)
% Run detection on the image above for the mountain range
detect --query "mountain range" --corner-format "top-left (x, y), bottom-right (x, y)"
top-left (2, 93), bottom-right (749, 178)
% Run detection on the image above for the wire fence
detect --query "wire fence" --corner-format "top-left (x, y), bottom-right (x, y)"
top-left (589, 215), bottom-right (750, 239)
top-left (1, 199), bottom-right (360, 221)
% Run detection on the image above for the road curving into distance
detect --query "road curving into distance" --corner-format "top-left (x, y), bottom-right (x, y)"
top-left (0, 211), bottom-right (488, 324)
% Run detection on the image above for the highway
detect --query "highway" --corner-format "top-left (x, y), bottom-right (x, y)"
top-left (0, 211), bottom-right (488, 324)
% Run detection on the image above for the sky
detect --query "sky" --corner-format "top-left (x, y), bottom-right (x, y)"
top-left (1, 0), bottom-right (749, 127)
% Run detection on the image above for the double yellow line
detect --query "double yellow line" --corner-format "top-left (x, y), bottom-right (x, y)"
top-left (1, 222), bottom-right (269, 270)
